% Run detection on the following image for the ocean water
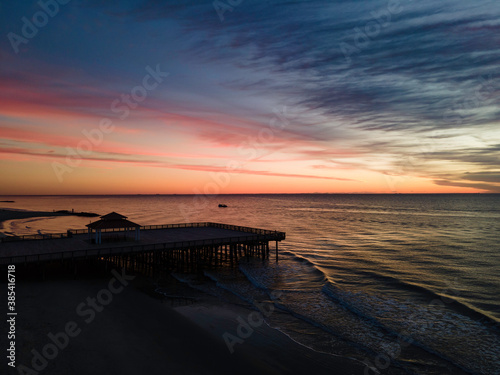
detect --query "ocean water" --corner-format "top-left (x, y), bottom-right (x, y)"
top-left (1, 194), bottom-right (499, 374)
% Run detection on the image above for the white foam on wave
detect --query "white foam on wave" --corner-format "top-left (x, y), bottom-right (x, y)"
top-left (322, 283), bottom-right (500, 375)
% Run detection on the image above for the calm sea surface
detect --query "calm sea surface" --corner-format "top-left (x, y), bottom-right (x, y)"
top-left (1, 194), bottom-right (499, 374)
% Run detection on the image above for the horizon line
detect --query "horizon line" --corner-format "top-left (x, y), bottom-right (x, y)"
top-left (0, 192), bottom-right (497, 197)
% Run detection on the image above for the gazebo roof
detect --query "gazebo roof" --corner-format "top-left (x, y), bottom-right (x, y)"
top-left (100, 212), bottom-right (128, 220)
top-left (86, 212), bottom-right (141, 230)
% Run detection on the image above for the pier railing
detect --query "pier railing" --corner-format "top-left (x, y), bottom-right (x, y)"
top-left (0, 222), bottom-right (285, 243)
top-left (0, 231), bottom-right (285, 266)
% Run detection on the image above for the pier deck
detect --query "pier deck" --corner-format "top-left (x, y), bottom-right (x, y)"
top-left (0, 223), bottom-right (286, 268)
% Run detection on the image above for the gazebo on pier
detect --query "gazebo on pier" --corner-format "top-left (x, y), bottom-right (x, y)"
top-left (86, 212), bottom-right (141, 244)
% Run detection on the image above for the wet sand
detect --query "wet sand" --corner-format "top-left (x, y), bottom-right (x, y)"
top-left (0, 208), bottom-right (97, 237)
top-left (0, 208), bottom-right (71, 231)
top-left (4, 274), bottom-right (369, 375)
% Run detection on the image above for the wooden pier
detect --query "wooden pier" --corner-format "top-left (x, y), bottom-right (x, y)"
top-left (0, 223), bottom-right (286, 275)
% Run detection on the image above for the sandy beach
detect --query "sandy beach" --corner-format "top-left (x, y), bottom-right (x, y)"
top-left (0, 209), bottom-right (72, 225)
top-left (0, 208), bottom-right (97, 237)
top-left (3, 274), bottom-right (370, 375)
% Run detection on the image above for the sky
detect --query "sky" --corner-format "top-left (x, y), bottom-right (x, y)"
top-left (0, 0), bottom-right (499, 195)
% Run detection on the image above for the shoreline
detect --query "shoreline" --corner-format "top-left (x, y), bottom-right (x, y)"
top-left (7, 274), bottom-right (370, 375)
top-left (174, 300), bottom-right (374, 374)
top-left (0, 208), bottom-right (98, 235)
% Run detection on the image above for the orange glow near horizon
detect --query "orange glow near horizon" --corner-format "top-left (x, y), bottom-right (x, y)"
top-left (1, 59), bottom-right (498, 196)
top-left (0, 100), bottom-right (496, 196)
top-left (0, 155), bottom-right (487, 195)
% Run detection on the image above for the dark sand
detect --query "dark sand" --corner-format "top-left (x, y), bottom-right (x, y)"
top-left (2, 274), bottom-right (370, 375)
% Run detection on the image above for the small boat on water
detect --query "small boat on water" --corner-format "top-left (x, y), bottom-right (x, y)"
top-left (218, 204), bottom-right (228, 208)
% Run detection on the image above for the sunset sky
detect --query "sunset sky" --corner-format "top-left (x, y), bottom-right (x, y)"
top-left (1, 0), bottom-right (499, 195)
